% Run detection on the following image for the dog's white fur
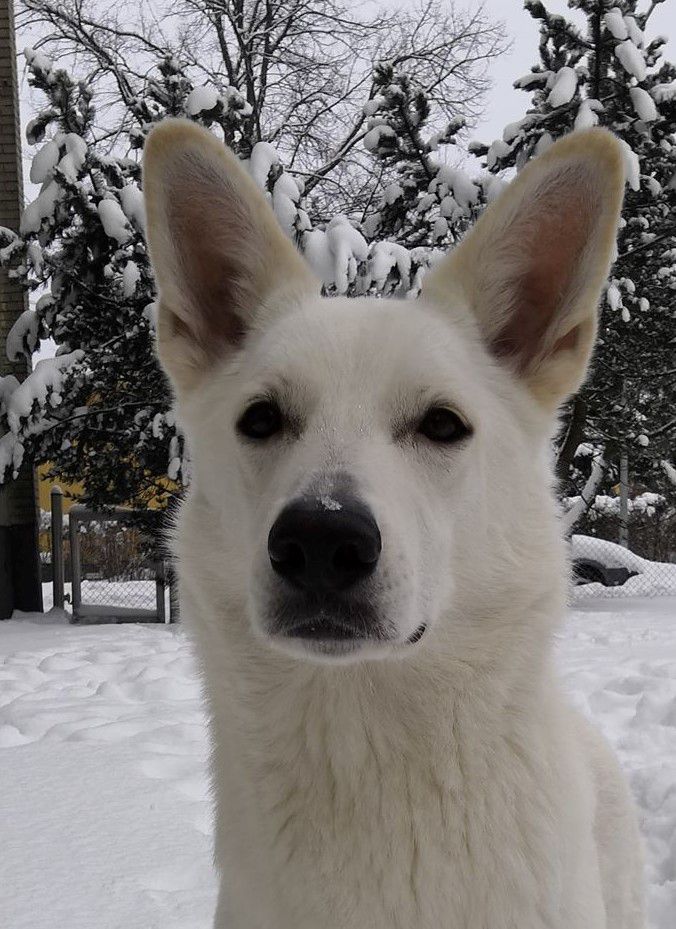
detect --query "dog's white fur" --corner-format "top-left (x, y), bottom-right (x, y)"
top-left (144, 121), bottom-right (644, 928)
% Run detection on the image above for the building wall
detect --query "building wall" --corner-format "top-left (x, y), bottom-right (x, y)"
top-left (0, 0), bottom-right (42, 616)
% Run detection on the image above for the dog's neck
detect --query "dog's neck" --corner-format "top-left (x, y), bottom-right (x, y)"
top-left (198, 591), bottom-right (559, 780)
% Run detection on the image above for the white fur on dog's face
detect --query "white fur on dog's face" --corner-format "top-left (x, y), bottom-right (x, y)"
top-left (143, 122), bottom-right (625, 663)
top-left (184, 296), bottom-right (510, 660)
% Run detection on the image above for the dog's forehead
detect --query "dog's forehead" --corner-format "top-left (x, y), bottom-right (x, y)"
top-left (250, 296), bottom-right (483, 395)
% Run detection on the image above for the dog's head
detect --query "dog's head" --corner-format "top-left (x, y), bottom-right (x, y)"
top-left (144, 122), bottom-right (624, 663)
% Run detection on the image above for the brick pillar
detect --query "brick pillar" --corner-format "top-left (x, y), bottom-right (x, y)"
top-left (0, 0), bottom-right (42, 617)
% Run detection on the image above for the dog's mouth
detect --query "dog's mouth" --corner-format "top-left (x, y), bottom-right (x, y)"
top-left (269, 606), bottom-right (428, 659)
top-left (286, 619), bottom-right (370, 641)
top-left (406, 622), bottom-right (427, 644)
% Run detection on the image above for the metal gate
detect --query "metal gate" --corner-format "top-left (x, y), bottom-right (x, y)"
top-left (50, 488), bottom-right (175, 623)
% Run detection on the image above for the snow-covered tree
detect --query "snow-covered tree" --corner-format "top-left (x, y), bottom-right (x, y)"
top-left (471, 0), bottom-right (676, 528)
top-left (0, 29), bottom-right (499, 507)
top-left (19, 0), bottom-right (506, 218)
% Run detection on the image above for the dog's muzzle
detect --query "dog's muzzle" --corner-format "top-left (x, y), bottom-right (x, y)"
top-left (264, 494), bottom-right (427, 655)
top-left (266, 495), bottom-right (386, 643)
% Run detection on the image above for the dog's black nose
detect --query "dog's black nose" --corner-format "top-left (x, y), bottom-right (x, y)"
top-left (268, 498), bottom-right (381, 594)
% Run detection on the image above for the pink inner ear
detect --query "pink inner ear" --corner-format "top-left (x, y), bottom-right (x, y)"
top-left (166, 161), bottom-right (256, 359)
top-left (489, 174), bottom-right (598, 373)
top-left (173, 232), bottom-right (248, 356)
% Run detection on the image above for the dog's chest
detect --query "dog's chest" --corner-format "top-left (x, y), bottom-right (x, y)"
top-left (217, 693), bottom-right (574, 929)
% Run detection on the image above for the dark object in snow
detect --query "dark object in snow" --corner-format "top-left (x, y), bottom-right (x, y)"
top-left (573, 558), bottom-right (638, 588)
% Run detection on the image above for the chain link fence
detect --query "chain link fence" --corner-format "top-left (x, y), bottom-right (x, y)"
top-left (43, 489), bottom-right (176, 623)
top-left (569, 493), bottom-right (676, 601)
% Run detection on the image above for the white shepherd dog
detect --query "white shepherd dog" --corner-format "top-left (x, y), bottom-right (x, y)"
top-left (143, 121), bottom-right (644, 929)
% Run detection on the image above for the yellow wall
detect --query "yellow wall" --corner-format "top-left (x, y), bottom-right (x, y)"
top-left (37, 464), bottom-right (175, 512)
top-left (37, 464), bottom-right (83, 512)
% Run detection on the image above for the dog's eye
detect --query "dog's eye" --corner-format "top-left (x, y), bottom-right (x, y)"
top-left (237, 400), bottom-right (282, 440)
top-left (418, 407), bottom-right (470, 443)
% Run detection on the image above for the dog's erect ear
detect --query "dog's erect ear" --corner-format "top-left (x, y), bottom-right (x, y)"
top-left (423, 129), bottom-right (625, 410)
top-left (143, 119), bottom-right (318, 393)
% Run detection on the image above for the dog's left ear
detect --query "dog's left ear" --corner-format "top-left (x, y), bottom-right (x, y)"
top-left (143, 119), bottom-right (318, 394)
top-left (423, 129), bottom-right (625, 410)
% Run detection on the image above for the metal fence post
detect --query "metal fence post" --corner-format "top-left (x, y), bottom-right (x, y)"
top-left (50, 486), bottom-right (65, 610)
top-left (68, 507), bottom-right (82, 619)
top-left (619, 452), bottom-right (629, 549)
top-left (156, 561), bottom-right (167, 623)
top-left (168, 568), bottom-right (179, 624)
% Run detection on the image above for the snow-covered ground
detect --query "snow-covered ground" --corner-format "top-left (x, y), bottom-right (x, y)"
top-left (0, 599), bottom-right (674, 928)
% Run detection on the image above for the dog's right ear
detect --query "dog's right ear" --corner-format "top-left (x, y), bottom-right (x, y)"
top-left (143, 120), bottom-right (318, 393)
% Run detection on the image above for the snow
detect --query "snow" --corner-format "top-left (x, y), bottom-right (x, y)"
top-left (248, 141), bottom-right (279, 189)
top-left (0, 597), bottom-right (674, 927)
top-left (24, 47), bottom-right (53, 77)
top-left (363, 95), bottom-right (385, 117)
top-left (363, 124), bottom-right (396, 153)
top-left (662, 461), bottom-right (676, 487)
top-left (65, 133), bottom-right (87, 168)
top-left (368, 240), bottom-right (411, 289)
top-left (513, 71), bottom-right (550, 90)
top-left (652, 80), bottom-right (676, 104)
top-left (484, 175), bottom-right (508, 203)
top-left (624, 15), bottom-right (644, 48)
top-left (319, 495), bottom-right (342, 511)
top-left (619, 139), bottom-right (641, 192)
top-left (607, 281), bottom-right (622, 310)
top-left (486, 137), bottom-right (513, 170)
top-left (435, 165), bottom-right (479, 210)
top-left (6, 309), bottom-right (40, 361)
top-left (382, 182), bottom-right (404, 205)
top-left (571, 535), bottom-right (675, 580)
top-left (20, 181), bottom-right (61, 234)
top-left (558, 597), bottom-right (676, 929)
top-left (120, 184), bottom-right (146, 231)
top-left (272, 173), bottom-right (301, 236)
top-left (630, 87), bottom-right (658, 123)
top-left (574, 98), bottom-right (603, 130)
top-left (503, 116), bottom-right (533, 143)
top-left (29, 140), bottom-right (59, 184)
top-left (533, 132), bottom-right (554, 156)
top-left (303, 217), bottom-right (368, 293)
top-left (122, 260), bottom-right (141, 297)
top-left (97, 199), bottom-right (131, 245)
top-left (547, 67), bottom-right (578, 107)
top-left (185, 85), bottom-right (219, 116)
top-left (4, 352), bottom-right (82, 430)
top-left (0, 351), bottom-right (84, 477)
top-left (604, 7), bottom-right (628, 41)
top-left (616, 40), bottom-right (647, 81)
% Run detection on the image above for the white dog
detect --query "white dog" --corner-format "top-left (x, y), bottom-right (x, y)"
top-left (143, 121), bottom-right (644, 929)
